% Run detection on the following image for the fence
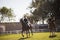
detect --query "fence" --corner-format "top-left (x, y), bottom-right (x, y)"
top-left (0, 30), bottom-right (21, 34)
top-left (0, 29), bottom-right (49, 34)
top-left (0, 28), bottom-right (60, 34)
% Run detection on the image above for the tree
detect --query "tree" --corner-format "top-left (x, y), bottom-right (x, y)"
top-left (30, 0), bottom-right (55, 24)
top-left (30, 0), bottom-right (48, 24)
top-left (53, 0), bottom-right (60, 19)
top-left (0, 7), bottom-right (14, 22)
top-left (28, 15), bottom-right (39, 24)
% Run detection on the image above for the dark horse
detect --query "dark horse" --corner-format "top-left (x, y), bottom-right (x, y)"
top-left (20, 18), bottom-right (33, 37)
top-left (48, 17), bottom-right (56, 37)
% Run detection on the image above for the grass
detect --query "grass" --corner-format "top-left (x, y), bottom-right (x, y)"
top-left (0, 32), bottom-right (60, 40)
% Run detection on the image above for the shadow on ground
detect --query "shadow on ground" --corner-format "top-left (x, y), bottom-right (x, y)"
top-left (49, 35), bottom-right (57, 38)
top-left (18, 37), bottom-right (31, 40)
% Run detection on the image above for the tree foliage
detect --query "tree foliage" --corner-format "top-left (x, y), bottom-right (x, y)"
top-left (30, 0), bottom-right (56, 24)
top-left (0, 7), bottom-right (14, 22)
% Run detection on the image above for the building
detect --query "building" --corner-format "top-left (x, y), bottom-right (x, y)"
top-left (0, 25), bottom-right (5, 33)
top-left (0, 22), bottom-right (22, 34)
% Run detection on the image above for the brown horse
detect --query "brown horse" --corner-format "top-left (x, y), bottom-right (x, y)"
top-left (48, 17), bottom-right (56, 37)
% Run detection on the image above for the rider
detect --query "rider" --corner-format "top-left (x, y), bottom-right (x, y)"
top-left (48, 15), bottom-right (56, 37)
top-left (23, 16), bottom-right (28, 24)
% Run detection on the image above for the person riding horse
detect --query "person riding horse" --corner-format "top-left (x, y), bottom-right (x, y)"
top-left (48, 16), bottom-right (56, 37)
top-left (20, 16), bottom-right (33, 37)
top-left (24, 16), bottom-right (33, 36)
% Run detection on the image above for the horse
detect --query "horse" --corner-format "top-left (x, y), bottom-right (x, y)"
top-left (48, 17), bottom-right (56, 37)
top-left (20, 18), bottom-right (33, 38)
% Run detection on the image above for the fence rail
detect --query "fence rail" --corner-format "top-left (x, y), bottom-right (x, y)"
top-left (0, 28), bottom-right (60, 34)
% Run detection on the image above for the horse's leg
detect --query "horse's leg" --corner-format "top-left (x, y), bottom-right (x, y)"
top-left (49, 29), bottom-right (52, 36)
top-left (21, 30), bottom-right (24, 37)
top-left (52, 28), bottom-right (55, 36)
top-left (50, 29), bottom-right (54, 37)
top-left (51, 30), bottom-right (53, 36)
top-left (26, 30), bottom-right (28, 38)
top-left (26, 29), bottom-right (30, 38)
top-left (51, 28), bottom-right (55, 36)
top-left (28, 29), bottom-right (30, 37)
top-left (30, 28), bottom-right (33, 36)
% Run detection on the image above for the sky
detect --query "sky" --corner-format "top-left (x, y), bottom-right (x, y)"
top-left (0, 0), bottom-right (32, 22)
